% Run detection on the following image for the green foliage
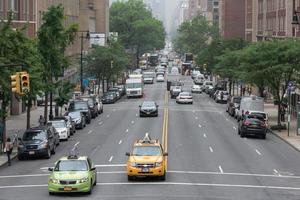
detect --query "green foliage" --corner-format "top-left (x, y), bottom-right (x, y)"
top-left (54, 81), bottom-right (74, 107)
top-left (110, 0), bottom-right (165, 57)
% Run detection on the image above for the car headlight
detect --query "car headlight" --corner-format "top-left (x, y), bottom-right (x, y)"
top-left (77, 177), bottom-right (89, 183)
top-left (155, 162), bottom-right (162, 167)
top-left (61, 130), bottom-right (67, 134)
top-left (39, 142), bottom-right (48, 149)
top-left (49, 178), bottom-right (59, 184)
top-left (131, 162), bottom-right (137, 167)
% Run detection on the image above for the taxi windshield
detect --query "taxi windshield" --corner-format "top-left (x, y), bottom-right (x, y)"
top-left (54, 160), bottom-right (88, 171)
top-left (132, 146), bottom-right (161, 156)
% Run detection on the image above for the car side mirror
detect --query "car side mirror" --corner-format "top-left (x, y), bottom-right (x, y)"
top-left (163, 152), bottom-right (168, 156)
top-left (125, 152), bottom-right (130, 156)
top-left (48, 167), bottom-right (54, 171)
top-left (90, 167), bottom-right (96, 171)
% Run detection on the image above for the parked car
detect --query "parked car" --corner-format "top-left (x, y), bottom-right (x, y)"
top-left (226, 96), bottom-right (241, 117)
top-left (81, 95), bottom-right (99, 118)
top-left (102, 92), bottom-right (118, 104)
top-left (191, 85), bottom-right (202, 93)
top-left (54, 116), bottom-right (76, 135)
top-left (48, 120), bottom-right (70, 141)
top-left (176, 92), bottom-right (193, 104)
top-left (238, 114), bottom-right (267, 139)
top-left (139, 101), bottom-right (159, 117)
top-left (235, 95), bottom-right (264, 120)
top-left (247, 111), bottom-right (269, 129)
top-left (67, 111), bottom-right (86, 129)
top-left (215, 90), bottom-right (229, 103)
top-left (191, 70), bottom-right (201, 79)
top-left (108, 88), bottom-right (121, 99)
top-left (170, 86), bottom-right (182, 99)
top-left (67, 100), bottom-right (92, 124)
top-left (95, 96), bottom-right (103, 114)
top-left (17, 126), bottom-right (58, 160)
top-left (115, 85), bottom-right (126, 96)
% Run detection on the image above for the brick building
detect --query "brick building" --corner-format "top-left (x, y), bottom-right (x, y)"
top-left (219, 0), bottom-right (245, 39)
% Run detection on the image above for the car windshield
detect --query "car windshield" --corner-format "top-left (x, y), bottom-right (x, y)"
top-left (54, 160), bottom-right (88, 171)
top-left (22, 131), bottom-right (47, 141)
top-left (82, 98), bottom-right (94, 106)
top-left (246, 115), bottom-right (265, 121)
top-left (142, 101), bottom-right (155, 107)
top-left (132, 146), bottom-right (161, 156)
top-left (233, 97), bottom-right (241, 103)
top-left (51, 121), bottom-right (66, 128)
top-left (250, 113), bottom-right (267, 119)
top-left (181, 92), bottom-right (191, 96)
top-left (73, 102), bottom-right (88, 110)
top-left (68, 112), bottom-right (80, 118)
top-left (126, 83), bottom-right (142, 89)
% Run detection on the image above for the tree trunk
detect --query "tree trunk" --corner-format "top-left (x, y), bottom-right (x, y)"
top-left (26, 97), bottom-right (32, 130)
top-left (1, 100), bottom-right (7, 150)
top-left (229, 80), bottom-right (232, 95)
top-left (136, 50), bottom-right (140, 68)
top-left (44, 91), bottom-right (49, 123)
top-left (258, 86), bottom-right (264, 98)
top-left (97, 77), bottom-right (101, 95)
top-left (102, 78), bottom-right (105, 94)
top-left (232, 81), bottom-right (235, 96)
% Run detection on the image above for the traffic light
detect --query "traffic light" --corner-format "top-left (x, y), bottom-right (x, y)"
top-left (10, 73), bottom-right (21, 94)
top-left (20, 72), bottom-right (30, 94)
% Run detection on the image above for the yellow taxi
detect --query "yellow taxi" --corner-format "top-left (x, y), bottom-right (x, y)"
top-left (126, 133), bottom-right (168, 180)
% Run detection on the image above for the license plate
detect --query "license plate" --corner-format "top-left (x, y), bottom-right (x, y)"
top-left (142, 168), bottom-right (149, 172)
top-left (29, 151), bottom-right (35, 155)
top-left (147, 112), bottom-right (150, 114)
top-left (64, 187), bottom-right (72, 191)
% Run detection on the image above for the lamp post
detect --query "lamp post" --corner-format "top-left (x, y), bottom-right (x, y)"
top-left (78, 31), bottom-right (90, 94)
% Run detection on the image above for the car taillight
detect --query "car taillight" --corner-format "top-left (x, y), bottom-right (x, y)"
top-left (243, 120), bottom-right (250, 126)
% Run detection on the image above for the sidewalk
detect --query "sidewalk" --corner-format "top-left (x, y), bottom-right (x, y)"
top-left (265, 103), bottom-right (300, 151)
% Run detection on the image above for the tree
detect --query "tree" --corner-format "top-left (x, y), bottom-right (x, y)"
top-left (54, 81), bottom-right (74, 116)
top-left (37, 4), bottom-right (78, 121)
top-left (110, 0), bottom-right (165, 67)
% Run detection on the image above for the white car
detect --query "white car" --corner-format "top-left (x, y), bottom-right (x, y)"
top-left (176, 92), bottom-right (193, 104)
top-left (191, 85), bottom-right (202, 93)
top-left (215, 91), bottom-right (229, 103)
top-left (49, 120), bottom-right (70, 141)
top-left (156, 75), bottom-right (165, 82)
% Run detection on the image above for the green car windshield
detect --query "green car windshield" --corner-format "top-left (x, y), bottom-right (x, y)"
top-left (54, 160), bottom-right (88, 171)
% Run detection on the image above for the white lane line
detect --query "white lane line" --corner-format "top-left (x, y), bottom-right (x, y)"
top-left (136, 113), bottom-right (138, 117)
top-left (131, 120), bottom-right (134, 124)
top-left (125, 129), bottom-right (129, 133)
top-left (109, 156), bottom-right (114, 163)
top-left (219, 166), bottom-right (224, 173)
top-left (255, 149), bottom-right (262, 156)
top-left (233, 126), bottom-right (237, 130)
top-left (193, 110), bottom-right (195, 113)
top-left (195, 116), bottom-right (198, 120)
top-left (74, 142), bottom-right (80, 147)
top-left (273, 169), bottom-right (282, 176)
top-left (203, 133), bottom-right (207, 138)
top-left (2, 182), bottom-right (300, 190)
top-left (198, 124), bottom-right (202, 128)
top-left (209, 146), bottom-right (214, 153)
top-left (118, 140), bottom-right (122, 145)
top-left (226, 118), bottom-right (229, 121)
top-left (95, 164), bottom-right (126, 167)
top-left (98, 121), bottom-right (103, 125)
top-left (87, 130), bottom-right (93, 134)
top-left (106, 114), bottom-right (110, 118)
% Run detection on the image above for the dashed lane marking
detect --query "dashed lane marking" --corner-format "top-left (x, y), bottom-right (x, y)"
top-left (106, 115), bottom-right (110, 118)
top-left (88, 130), bottom-right (93, 134)
top-left (255, 149), bottom-right (262, 156)
top-left (131, 120), bottom-right (134, 124)
top-left (198, 124), bottom-right (202, 128)
top-left (98, 121), bottom-right (103, 125)
top-left (203, 133), bottom-right (207, 138)
top-left (125, 129), bottom-right (129, 133)
top-left (118, 140), bottom-right (122, 145)
top-left (233, 127), bottom-right (237, 130)
top-left (209, 146), bottom-right (214, 153)
top-left (109, 156), bottom-right (114, 163)
top-left (195, 116), bottom-right (198, 120)
top-left (219, 166), bottom-right (224, 174)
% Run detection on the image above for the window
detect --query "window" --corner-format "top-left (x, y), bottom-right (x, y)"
top-left (7, 0), bottom-right (19, 20)
top-left (23, 0), bottom-right (29, 21)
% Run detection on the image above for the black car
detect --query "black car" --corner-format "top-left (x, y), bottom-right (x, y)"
top-left (115, 85), bottom-right (126, 96)
top-left (108, 88), bottom-right (121, 99)
top-left (226, 96), bottom-right (241, 117)
top-left (17, 126), bottom-right (59, 160)
top-left (82, 95), bottom-right (99, 118)
top-left (238, 114), bottom-right (267, 139)
top-left (67, 111), bottom-right (86, 129)
top-left (102, 92), bottom-right (118, 104)
top-left (139, 101), bottom-right (159, 117)
top-left (68, 100), bottom-right (92, 124)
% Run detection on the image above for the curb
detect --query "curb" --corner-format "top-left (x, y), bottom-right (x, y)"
top-left (0, 152), bottom-right (18, 168)
top-left (269, 129), bottom-right (300, 153)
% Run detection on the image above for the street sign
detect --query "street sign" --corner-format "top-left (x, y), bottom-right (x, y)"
top-left (288, 81), bottom-right (296, 92)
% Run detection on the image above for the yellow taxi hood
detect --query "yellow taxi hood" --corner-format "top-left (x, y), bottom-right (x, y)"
top-left (129, 156), bottom-right (163, 163)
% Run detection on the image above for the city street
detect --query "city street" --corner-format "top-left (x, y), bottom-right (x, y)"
top-left (0, 76), bottom-right (300, 199)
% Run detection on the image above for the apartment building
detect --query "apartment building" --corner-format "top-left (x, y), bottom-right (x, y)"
top-left (219, 0), bottom-right (245, 39)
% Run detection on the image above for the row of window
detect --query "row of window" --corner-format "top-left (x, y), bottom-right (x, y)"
top-left (257, 15), bottom-right (286, 32)
top-left (0, 0), bottom-right (34, 21)
top-left (258, 0), bottom-right (286, 14)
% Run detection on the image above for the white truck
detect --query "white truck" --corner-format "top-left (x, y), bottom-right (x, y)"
top-left (235, 95), bottom-right (264, 120)
top-left (125, 76), bottom-right (144, 98)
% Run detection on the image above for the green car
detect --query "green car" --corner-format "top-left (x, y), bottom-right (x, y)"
top-left (48, 155), bottom-right (97, 195)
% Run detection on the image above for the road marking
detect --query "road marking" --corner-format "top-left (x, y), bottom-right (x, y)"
top-left (273, 169), bottom-right (282, 176)
top-left (203, 133), bottom-right (207, 138)
top-left (209, 146), bottom-right (214, 153)
top-left (113, 109), bottom-right (116, 112)
top-left (2, 182), bottom-right (300, 190)
top-left (233, 126), bottom-right (237, 130)
top-left (88, 130), bottom-right (93, 134)
top-left (109, 156), bottom-right (114, 163)
top-left (136, 113), bottom-right (138, 117)
top-left (219, 166), bottom-right (224, 173)
top-left (193, 110), bottom-right (195, 113)
top-left (107, 114), bottom-right (110, 118)
top-left (195, 116), bottom-right (198, 120)
top-left (74, 141), bottom-right (80, 147)
top-left (226, 118), bottom-right (229, 121)
top-left (198, 124), bottom-right (202, 128)
top-left (118, 140), bottom-right (122, 145)
top-left (94, 164), bottom-right (126, 167)
top-left (98, 121), bottom-right (103, 125)
top-left (125, 129), bottom-right (129, 133)
top-left (131, 120), bottom-right (135, 124)
top-left (255, 149), bottom-right (262, 156)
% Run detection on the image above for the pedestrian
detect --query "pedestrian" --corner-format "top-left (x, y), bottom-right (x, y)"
top-left (4, 138), bottom-right (13, 166)
top-left (38, 115), bottom-right (45, 126)
top-left (280, 104), bottom-right (286, 122)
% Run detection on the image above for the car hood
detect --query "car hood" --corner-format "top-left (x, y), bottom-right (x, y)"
top-left (51, 171), bottom-right (89, 180)
top-left (55, 128), bottom-right (67, 132)
top-left (129, 156), bottom-right (163, 163)
top-left (22, 140), bottom-right (43, 145)
top-left (141, 106), bottom-right (156, 110)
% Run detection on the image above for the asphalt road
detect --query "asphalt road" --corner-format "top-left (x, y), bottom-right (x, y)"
top-left (1, 75), bottom-right (300, 199)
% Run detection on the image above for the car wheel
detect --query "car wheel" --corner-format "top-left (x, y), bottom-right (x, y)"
top-left (87, 180), bottom-right (93, 195)
top-left (93, 175), bottom-right (97, 186)
top-left (49, 192), bottom-right (55, 195)
top-left (160, 172), bottom-right (166, 181)
top-left (46, 148), bottom-right (51, 159)
top-left (128, 176), bottom-right (135, 181)
top-left (261, 134), bottom-right (266, 139)
top-left (238, 129), bottom-right (240, 135)
top-left (51, 145), bottom-right (55, 154)
top-left (240, 131), bottom-right (245, 138)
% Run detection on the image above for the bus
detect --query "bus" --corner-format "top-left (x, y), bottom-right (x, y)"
top-left (148, 54), bottom-right (159, 66)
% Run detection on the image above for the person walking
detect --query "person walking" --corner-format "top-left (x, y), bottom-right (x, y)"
top-left (38, 115), bottom-right (45, 126)
top-left (4, 138), bottom-right (13, 166)
top-left (280, 104), bottom-right (286, 122)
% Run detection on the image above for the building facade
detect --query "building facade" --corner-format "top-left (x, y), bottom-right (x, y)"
top-left (219, 0), bottom-right (245, 39)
